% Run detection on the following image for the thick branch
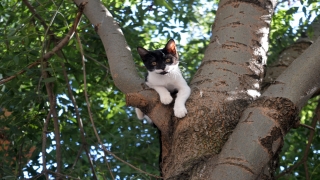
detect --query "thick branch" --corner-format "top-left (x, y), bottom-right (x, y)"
top-left (207, 37), bottom-right (320, 179)
top-left (262, 39), bottom-right (312, 91)
top-left (263, 37), bottom-right (320, 109)
top-left (73, 0), bottom-right (143, 94)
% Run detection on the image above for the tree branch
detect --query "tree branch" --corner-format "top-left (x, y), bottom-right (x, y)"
top-left (42, 60), bottom-right (62, 175)
top-left (208, 37), bottom-right (320, 179)
top-left (41, 110), bottom-right (51, 180)
top-left (76, 28), bottom-right (114, 179)
top-left (73, 0), bottom-right (143, 94)
top-left (126, 91), bottom-right (173, 134)
top-left (263, 37), bottom-right (320, 109)
top-left (61, 62), bottom-right (97, 179)
top-left (262, 38), bottom-right (312, 91)
top-left (22, 0), bottom-right (50, 30)
top-left (0, 7), bottom-right (82, 85)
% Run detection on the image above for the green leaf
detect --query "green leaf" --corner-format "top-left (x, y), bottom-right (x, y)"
top-left (13, 55), bottom-right (19, 64)
top-left (154, 0), bottom-right (173, 11)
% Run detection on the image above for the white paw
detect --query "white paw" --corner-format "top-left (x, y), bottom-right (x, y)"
top-left (160, 95), bottom-right (173, 105)
top-left (174, 106), bottom-right (187, 118)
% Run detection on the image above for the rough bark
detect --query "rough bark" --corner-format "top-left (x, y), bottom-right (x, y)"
top-left (164, 0), bottom-right (275, 179)
top-left (209, 36), bottom-right (320, 179)
top-left (262, 39), bottom-right (312, 91)
top-left (263, 37), bottom-right (320, 109)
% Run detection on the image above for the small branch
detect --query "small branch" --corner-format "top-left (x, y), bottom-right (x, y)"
top-left (84, 54), bottom-right (109, 71)
top-left (75, 30), bottom-right (108, 180)
top-left (42, 110), bottom-right (51, 180)
top-left (0, 61), bottom-right (41, 85)
top-left (62, 62), bottom-right (97, 178)
top-left (47, 170), bottom-right (81, 180)
top-left (73, 0), bottom-right (144, 94)
top-left (71, 145), bottom-right (83, 169)
top-left (304, 161), bottom-right (310, 180)
top-left (0, 4), bottom-right (82, 85)
top-left (42, 60), bottom-right (62, 175)
top-left (22, 0), bottom-right (50, 30)
top-left (41, 3), bottom-right (85, 177)
top-left (295, 122), bottom-right (315, 131)
top-left (17, 140), bottom-right (24, 177)
top-left (27, 172), bottom-right (44, 180)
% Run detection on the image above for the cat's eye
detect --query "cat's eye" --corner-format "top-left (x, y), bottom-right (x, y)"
top-left (165, 59), bottom-right (171, 63)
top-left (151, 62), bottom-right (157, 66)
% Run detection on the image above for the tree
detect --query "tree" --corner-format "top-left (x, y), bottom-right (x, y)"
top-left (0, 0), bottom-right (319, 179)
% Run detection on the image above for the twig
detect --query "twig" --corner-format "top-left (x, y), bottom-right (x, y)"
top-left (42, 109), bottom-right (51, 180)
top-left (71, 145), bottom-right (83, 169)
top-left (0, 61), bottom-right (41, 85)
top-left (84, 54), bottom-right (109, 71)
top-left (0, 0), bottom-right (82, 85)
top-left (47, 170), bottom-right (81, 180)
top-left (62, 62), bottom-right (97, 178)
top-left (42, 59), bottom-right (62, 175)
top-left (276, 99), bottom-right (320, 178)
top-left (75, 29), bottom-right (113, 179)
top-left (304, 161), bottom-right (310, 180)
top-left (39, 1), bottom-right (64, 176)
top-left (298, 123), bottom-right (315, 131)
top-left (17, 139), bottom-right (24, 177)
top-left (22, 0), bottom-right (49, 30)
top-left (27, 172), bottom-right (44, 180)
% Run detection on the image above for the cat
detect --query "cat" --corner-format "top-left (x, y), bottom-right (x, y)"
top-left (135, 39), bottom-right (191, 123)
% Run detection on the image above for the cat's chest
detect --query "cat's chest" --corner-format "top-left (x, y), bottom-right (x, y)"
top-left (146, 73), bottom-right (180, 91)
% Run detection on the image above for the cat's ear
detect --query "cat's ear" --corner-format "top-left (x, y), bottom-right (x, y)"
top-left (137, 47), bottom-right (149, 59)
top-left (165, 39), bottom-right (178, 56)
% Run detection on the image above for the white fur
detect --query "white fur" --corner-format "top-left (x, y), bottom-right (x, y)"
top-left (146, 64), bottom-right (191, 119)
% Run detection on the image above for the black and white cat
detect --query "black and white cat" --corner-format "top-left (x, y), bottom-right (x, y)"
top-left (135, 39), bottom-right (191, 123)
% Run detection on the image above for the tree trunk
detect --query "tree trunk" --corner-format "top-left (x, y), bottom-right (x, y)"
top-left (74, 0), bottom-right (320, 179)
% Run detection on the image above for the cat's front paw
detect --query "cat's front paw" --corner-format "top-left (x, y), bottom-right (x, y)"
top-left (174, 106), bottom-right (187, 118)
top-left (160, 95), bottom-right (173, 105)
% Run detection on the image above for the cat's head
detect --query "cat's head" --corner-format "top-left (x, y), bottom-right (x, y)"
top-left (137, 39), bottom-right (179, 75)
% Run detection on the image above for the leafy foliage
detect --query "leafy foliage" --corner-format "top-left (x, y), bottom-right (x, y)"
top-left (0, 0), bottom-right (319, 179)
